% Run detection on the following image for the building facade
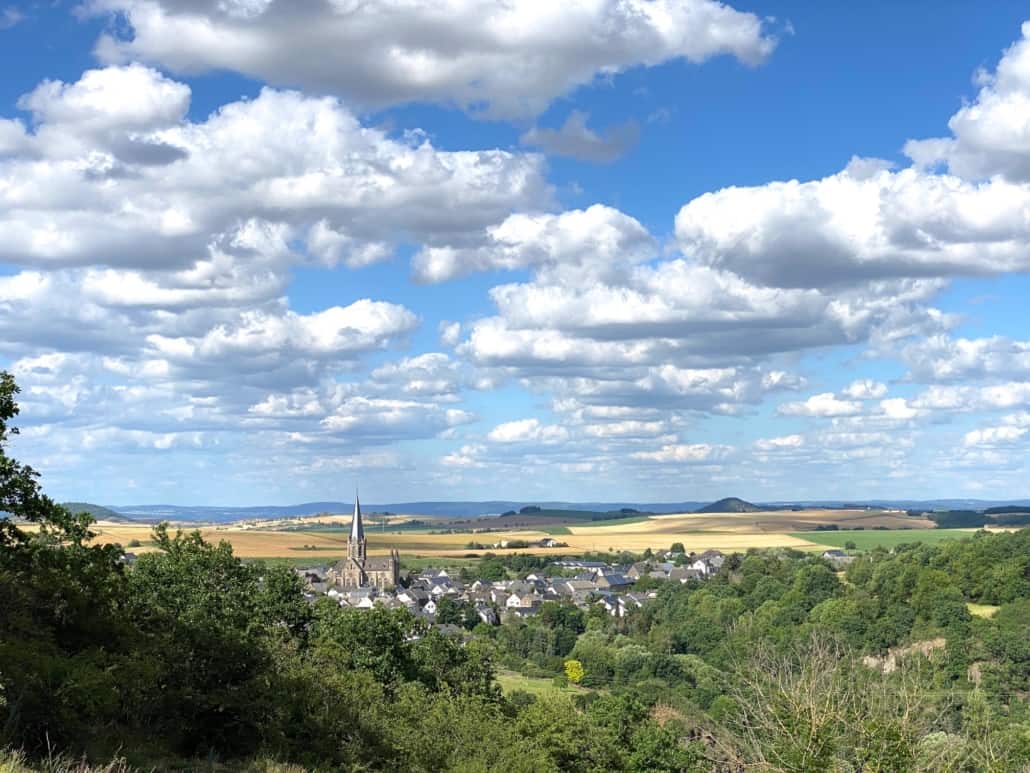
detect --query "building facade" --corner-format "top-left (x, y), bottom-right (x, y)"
top-left (328, 493), bottom-right (399, 590)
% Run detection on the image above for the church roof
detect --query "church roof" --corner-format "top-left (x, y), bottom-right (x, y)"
top-left (350, 491), bottom-right (364, 541)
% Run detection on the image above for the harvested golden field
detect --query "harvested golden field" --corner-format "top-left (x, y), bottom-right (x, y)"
top-left (83, 522), bottom-right (565, 559)
top-left (560, 529), bottom-right (819, 553)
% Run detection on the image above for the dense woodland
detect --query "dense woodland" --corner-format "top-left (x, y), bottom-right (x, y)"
top-left (1, 371), bottom-right (1029, 772)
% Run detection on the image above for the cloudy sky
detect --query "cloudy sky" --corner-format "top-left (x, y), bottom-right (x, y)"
top-left (3, 1), bottom-right (1030, 505)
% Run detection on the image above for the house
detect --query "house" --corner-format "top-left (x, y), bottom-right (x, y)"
top-left (429, 581), bottom-right (454, 597)
top-left (596, 596), bottom-right (622, 616)
top-left (688, 560), bottom-right (712, 577)
top-left (595, 573), bottom-right (632, 590)
top-left (475, 604), bottom-right (499, 625)
top-left (667, 566), bottom-right (691, 583)
top-left (623, 592), bottom-right (649, 609)
top-left (700, 550), bottom-right (726, 569)
top-left (627, 561), bottom-right (652, 580)
top-left (558, 579), bottom-right (597, 596)
top-left (508, 580), bottom-right (537, 596)
top-left (553, 560), bottom-right (606, 569)
top-left (397, 588), bottom-right (429, 608)
top-left (822, 549), bottom-right (855, 568)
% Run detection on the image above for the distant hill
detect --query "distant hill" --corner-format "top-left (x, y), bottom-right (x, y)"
top-left (695, 497), bottom-right (762, 514)
top-left (61, 502), bottom-right (136, 522)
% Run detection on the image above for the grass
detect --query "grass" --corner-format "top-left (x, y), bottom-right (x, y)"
top-left (793, 528), bottom-right (978, 551)
top-left (495, 669), bottom-right (594, 697)
top-left (538, 525), bottom-right (572, 535)
top-left (967, 602), bottom-right (1000, 619)
top-left (0, 748), bottom-right (307, 772)
top-left (243, 556), bottom-right (344, 568)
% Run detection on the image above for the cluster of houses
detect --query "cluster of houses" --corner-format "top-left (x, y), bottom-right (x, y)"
top-left (295, 549), bottom-right (730, 624)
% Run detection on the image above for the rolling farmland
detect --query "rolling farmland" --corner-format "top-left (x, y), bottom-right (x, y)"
top-left (75, 507), bottom-right (955, 561)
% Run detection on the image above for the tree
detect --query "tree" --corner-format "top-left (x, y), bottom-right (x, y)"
top-left (670, 542), bottom-right (685, 554)
top-left (628, 722), bottom-right (707, 772)
top-left (0, 371), bottom-right (131, 754)
top-left (564, 659), bottom-right (585, 685)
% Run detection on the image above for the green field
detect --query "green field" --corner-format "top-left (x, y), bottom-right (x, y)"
top-left (539, 525), bottom-right (572, 535)
top-left (243, 555), bottom-right (345, 568)
top-left (495, 670), bottom-right (594, 697)
top-left (795, 528), bottom-right (977, 551)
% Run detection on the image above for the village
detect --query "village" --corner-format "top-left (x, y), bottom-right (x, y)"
top-left (294, 549), bottom-right (730, 625)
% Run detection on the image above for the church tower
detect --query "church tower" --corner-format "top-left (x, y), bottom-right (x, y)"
top-left (328, 488), bottom-right (400, 591)
top-left (348, 490), bottom-right (366, 562)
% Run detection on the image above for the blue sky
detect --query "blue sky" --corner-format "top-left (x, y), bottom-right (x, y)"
top-left (3, 1), bottom-right (1030, 505)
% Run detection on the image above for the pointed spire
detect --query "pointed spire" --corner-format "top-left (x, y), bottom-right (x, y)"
top-left (350, 488), bottom-right (364, 541)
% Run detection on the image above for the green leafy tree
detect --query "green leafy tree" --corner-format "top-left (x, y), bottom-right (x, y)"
top-left (628, 722), bottom-right (708, 772)
top-left (0, 372), bottom-right (131, 753)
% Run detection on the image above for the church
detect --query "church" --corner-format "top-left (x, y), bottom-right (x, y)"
top-left (328, 493), bottom-right (400, 590)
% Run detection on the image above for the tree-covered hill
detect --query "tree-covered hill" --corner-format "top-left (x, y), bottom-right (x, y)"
top-left (694, 496), bottom-right (762, 513)
top-left (59, 502), bottom-right (136, 522)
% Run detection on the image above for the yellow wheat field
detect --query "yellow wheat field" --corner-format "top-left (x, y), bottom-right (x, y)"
top-left (559, 530), bottom-right (819, 553)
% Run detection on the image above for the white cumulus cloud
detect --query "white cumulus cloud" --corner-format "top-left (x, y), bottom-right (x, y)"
top-left (90, 0), bottom-right (776, 118)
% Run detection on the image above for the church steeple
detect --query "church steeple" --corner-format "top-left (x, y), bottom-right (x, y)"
top-left (348, 489), bottom-right (366, 562)
top-left (350, 489), bottom-right (364, 541)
